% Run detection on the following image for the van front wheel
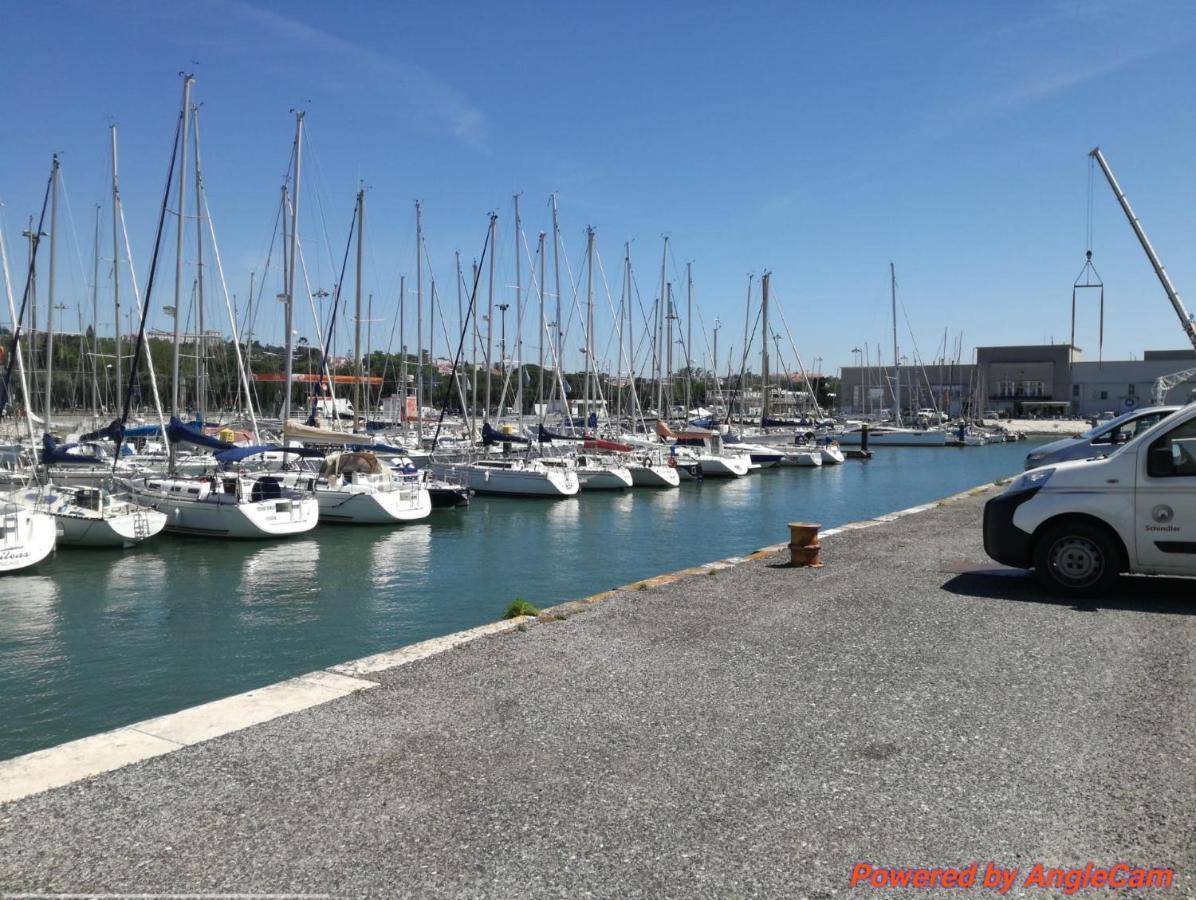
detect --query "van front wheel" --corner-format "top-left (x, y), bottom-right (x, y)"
top-left (1033, 521), bottom-right (1121, 597)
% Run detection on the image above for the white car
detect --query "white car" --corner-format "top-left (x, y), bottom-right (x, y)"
top-left (1023, 406), bottom-right (1179, 470)
top-left (985, 402), bottom-right (1196, 595)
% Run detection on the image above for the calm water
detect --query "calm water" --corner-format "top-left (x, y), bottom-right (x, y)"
top-left (0, 440), bottom-right (1042, 760)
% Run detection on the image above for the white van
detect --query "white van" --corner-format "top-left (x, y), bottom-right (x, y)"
top-left (984, 402), bottom-right (1196, 595)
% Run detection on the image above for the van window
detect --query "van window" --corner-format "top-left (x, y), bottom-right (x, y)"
top-left (1147, 418), bottom-right (1196, 477)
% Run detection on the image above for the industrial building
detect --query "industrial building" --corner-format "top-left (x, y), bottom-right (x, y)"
top-left (838, 345), bottom-right (1196, 418)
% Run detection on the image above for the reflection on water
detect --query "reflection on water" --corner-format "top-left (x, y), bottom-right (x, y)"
top-left (369, 524), bottom-right (433, 591)
top-left (0, 575), bottom-right (60, 641)
top-left (545, 496), bottom-right (582, 526)
top-left (106, 554), bottom-right (168, 597)
top-left (241, 540), bottom-right (321, 598)
top-left (0, 440), bottom-right (1045, 760)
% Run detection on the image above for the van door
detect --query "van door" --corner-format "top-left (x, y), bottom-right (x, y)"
top-left (1134, 414), bottom-right (1196, 574)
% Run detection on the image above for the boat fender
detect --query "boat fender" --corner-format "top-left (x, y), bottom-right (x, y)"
top-left (484, 470), bottom-right (490, 482)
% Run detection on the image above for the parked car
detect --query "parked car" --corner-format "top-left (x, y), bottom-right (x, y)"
top-left (1023, 406), bottom-right (1180, 470)
top-left (985, 402), bottom-right (1196, 595)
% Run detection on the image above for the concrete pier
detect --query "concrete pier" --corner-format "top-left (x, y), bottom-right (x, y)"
top-left (1, 486), bottom-right (1192, 896)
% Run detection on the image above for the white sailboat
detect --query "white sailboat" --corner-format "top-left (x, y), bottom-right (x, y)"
top-left (431, 456), bottom-right (579, 497)
top-left (0, 161), bottom-right (59, 571)
top-left (303, 452), bottom-right (431, 524)
top-left (625, 450), bottom-right (681, 487)
top-left (11, 484), bottom-right (167, 548)
top-left (0, 501), bottom-right (56, 573)
top-left (126, 473), bottom-right (319, 539)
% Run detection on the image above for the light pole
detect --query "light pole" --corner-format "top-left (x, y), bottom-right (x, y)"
top-left (851, 347), bottom-right (863, 412)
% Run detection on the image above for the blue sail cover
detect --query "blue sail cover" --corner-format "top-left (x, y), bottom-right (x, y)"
top-left (762, 417), bottom-right (800, 428)
top-left (213, 444), bottom-right (324, 464)
top-left (41, 433), bottom-right (106, 466)
top-left (482, 423), bottom-right (529, 446)
top-left (167, 416), bottom-right (234, 451)
top-left (537, 424), bottom-right (584, 443)
top-left (79, 418), bottom-right (125, 443)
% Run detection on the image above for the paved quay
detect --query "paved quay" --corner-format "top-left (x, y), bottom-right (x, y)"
top-left (1, 486), bottom-right (1193, 898)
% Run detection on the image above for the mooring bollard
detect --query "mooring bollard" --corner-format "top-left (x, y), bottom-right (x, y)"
top-left (788, 522), bottom-right (822, 567)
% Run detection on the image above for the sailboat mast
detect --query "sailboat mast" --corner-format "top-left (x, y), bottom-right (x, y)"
top-left (416, 201), bottom-right (424, 439)
top-left (685, 262), bottom-right (692, 418)
top-left (665, 282), bottom-right (673, 415)
top-left (45, 155), bottom-right (60, 430)
top-left (513, 194), bottom-right (523, 427)
top-left (171, 74), bottom-right (193, 417)
top-left (761, 271), bottom-right (770, 425)
top-left (584, 225), bottom-right (594, 426)
top-left (399, 273), bottom-right (406, 428)
top-left (484, 212), bottom-right (495, 423)
top-left (890, 261), bottom-right (900, 426)
top-left (90, 204), bottom-right (100, 419)
top-left (282, 110), bottom-right (304, 425)
top-left (624, 242), bottom-right (633, 425)
top-left (110, 126), bottom-right (122, 410)
top-left (470, 260), bottom-right (479, 428)
top-left (537, 232), bottom-right (546, 416)
top-left (551, 195), bottom-right (562, 411)
top-left (656, 237), bottom-right (668, 417)
top-left (192, 103), bottom-right (207, 425)
top-left (354, 189), bottom-right (365, 431)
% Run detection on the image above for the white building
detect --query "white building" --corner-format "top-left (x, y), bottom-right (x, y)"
top-left (1070, 350), bottom-right (1196, 416)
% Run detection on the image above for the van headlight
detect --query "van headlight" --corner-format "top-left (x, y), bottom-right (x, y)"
top-left (1006, 467), bottom-right (1054, 494)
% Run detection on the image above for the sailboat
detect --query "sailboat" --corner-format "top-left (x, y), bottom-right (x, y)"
top-left (301, 451), bottom-right (431, 524)
top-left (0, 167), bottom-right (58, 570)
top-left (10, 482), bottom-right (166, 548)
top-left (113, 81), bottom-right (321, 540)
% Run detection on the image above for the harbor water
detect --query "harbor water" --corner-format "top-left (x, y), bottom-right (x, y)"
top-left (0, 440), bottom-right (1043, 761)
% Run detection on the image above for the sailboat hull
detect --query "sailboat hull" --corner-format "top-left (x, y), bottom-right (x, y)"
top-left (578, 466), bottom-right (634, 490)
top-left (315, 485), bottom-right (432, 524)
top-left (431, 462), bottom-right (579, 497)
top-left (0, 508), bottom-right (56, 573)
top-left (836, 429), bottom-right (948, 447)
top-left (56, 509), bottom-right (168, 548)
top-left (627, 464), bottom-right (681, 487)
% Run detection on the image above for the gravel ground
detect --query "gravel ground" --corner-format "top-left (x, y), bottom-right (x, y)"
top-left (0, 487), bottom-right (1192, 898)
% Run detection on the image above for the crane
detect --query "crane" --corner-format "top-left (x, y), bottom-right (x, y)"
top-left (1089, 148), bottom-right (1196, 404)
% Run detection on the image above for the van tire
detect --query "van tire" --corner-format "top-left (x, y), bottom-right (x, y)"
top-left (1033, 520), bottom-right (1121, 597)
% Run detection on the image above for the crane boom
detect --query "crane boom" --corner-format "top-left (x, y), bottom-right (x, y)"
top-left (1089, 147), bottom-right (1196, 352)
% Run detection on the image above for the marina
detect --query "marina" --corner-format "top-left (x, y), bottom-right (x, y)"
top-left (1, 482), bottom-right (1190, 895)
top-left (4, 3), bottom-right (1196, 895)
top-left (0, 439), bottom-right (1041, 762)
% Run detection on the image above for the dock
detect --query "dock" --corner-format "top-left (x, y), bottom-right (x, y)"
top-left (1, 485), bottom-right (1191, 896)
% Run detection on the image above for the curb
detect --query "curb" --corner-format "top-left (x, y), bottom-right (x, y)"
top-left (0, 479), bottom-right (1002, 806)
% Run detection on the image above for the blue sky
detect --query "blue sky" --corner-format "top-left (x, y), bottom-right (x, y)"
top-left (3, 0), bottom-right (1196, 378)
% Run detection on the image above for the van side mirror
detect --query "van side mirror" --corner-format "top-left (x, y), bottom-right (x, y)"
top-left (1114, 431), bottom-right (1130, 444)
